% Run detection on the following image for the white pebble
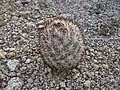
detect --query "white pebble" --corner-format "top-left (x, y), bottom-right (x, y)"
top-left (4, 77), bottom-right (23, 90)
top-left (7, 59), bottom-right (19, 71)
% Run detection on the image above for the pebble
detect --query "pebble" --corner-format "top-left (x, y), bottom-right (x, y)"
top-left (19, 11), bottom-right (31, 16)
top-left (0, 49), bottom-right (6, 58)
top-left (116, 46), bottom-right (120, 51)
top-left (60, 13), bottom-right (73, 19)
top-left (0, 39), bottom-right (4, 44)
top-left (37, 20), bottom-right (45, 29)
top-left (47, 0), bottom-right (52, 3)
top-left (84, 80), bottom-right (91, 87)
top-left (6, 52), bottom-right (16, 59)
top-left (25, 58), bottom-right (31, 64)
top-left (60, 82), bottom-right (65, 87)
top-left (4, 48), bottom-right (15, 51)
top-left (7, 59), bottom-right (19, 71)
top-left (38, 25), bottom-right (45, 29)
top-left (27, 78), bottom-right (33, 83)
top-left (102, 64), bottom-right (109, 69)
top-left (83, 2), bottom-right (91, 9)
top-left (12, 16), bottom-right (19, 20)
top-left (73, 73), bottom-right (80, 79)
top-left (50, 82), bottom-right (54, 87)
top-left (118, 29), bottom-right (120, 36)
top-left (93, 59), bottom-right (98, 63)
top-left (90, 48), bottom-right (94, 52)
top-left (94, 64), bottom-right (99, 70)
top-left (26, 22), bottom-right (36, 27)
top-left (4, 77), bottom-right (23, 90)
top-left (72, 69), bottom-right (79, 73)
top-left (31, 87), bottom-right (38, 90)
top-left (37, 20), bottom-right (45, 24)
top-left (92, 0), bottom-right (98, 2)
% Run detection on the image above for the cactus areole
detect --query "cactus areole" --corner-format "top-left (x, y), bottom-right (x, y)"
top-left (38, 17), bottom-right (84, 70)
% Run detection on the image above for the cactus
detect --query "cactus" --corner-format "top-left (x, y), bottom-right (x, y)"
top-left (38, 17), bottom-right (84, 71)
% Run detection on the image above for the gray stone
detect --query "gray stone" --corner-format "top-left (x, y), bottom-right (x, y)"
top-left (6, 52), bottom-right (16, 59)
top-left (46, 0), bottom-right (52, 3)
top-left (92, 0), bottom-right (98, 2)
top-left (116, 46), bottom-right (120, 51)
top-left (84, 80), bottom-right (91, 87)
top-left (26, 22), bottom-right (36, 27)
top-left (4, 77), bottom-right (23, 90)
top-left (60, 82), bottom-right (65, 87)
top-left (118, 28), bottom-right (120, 36)
top-left (73, 72), bottom-right (80, 79)
top-left (27, 78), bottom-right (34, 83)
top-left (31, 87), bottom-right (38, 90)
top-left (7, 59), bottom-right (19, 71)
top-left (0, 49), bottom-right (6, 58)
top-left (102, 64), bottom-right (109, 69)
top-left (60, 13), bottom-right (73, 19)
top-left (25, 58), bottom-right (31, 64)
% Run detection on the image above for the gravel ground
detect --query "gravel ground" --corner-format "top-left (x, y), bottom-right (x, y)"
top-left (0, 0), bottom-right (120, 90)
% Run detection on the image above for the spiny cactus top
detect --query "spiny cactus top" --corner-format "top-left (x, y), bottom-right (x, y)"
top-left (38, 17), bottom-right (84, 69)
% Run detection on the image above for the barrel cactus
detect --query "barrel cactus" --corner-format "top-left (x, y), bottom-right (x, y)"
top-left (38, 17), bottom-right (84, 70)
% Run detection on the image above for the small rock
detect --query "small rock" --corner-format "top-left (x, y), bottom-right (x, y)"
top-left (12, 16), bottom-right (19, 20)
top-left (84, 80), bottom-right (91, 87)
top-left (19, 11), bottom-right (31, 16)
top-left (4, 77), bottom-right (23, 90)
top-left (0, 40), bottom-right (4, 44)
top-left (0, 49), bottom-right (6, 58)
top-left (26, 22), bottom-right (36, 27)
top-left (31, 87), bottom-right (38, 90)
top-left (118, 29), bottom-right (120, 36)
top-left (36, 19), bottom-right (44, 24)
top-left (25, 58), bottom-right (31, 64)
top-left (60, 13), bottom-right (73, 19)
top-left (116, 46), bottom-right (120, 51)
top-left (20, 66), bottom-right (27, 71)
top-left (94, 64), bottom-right (99, 70)
top-left (38, 25), bottom-right (45, 29)
top-left (93, 59), bottom-right (98, 63)
top-left (46, 0), bottom-right (52, 3)
top-left (102, 64), bottom-right (109, 69)
top-left (7, 59), bottom-right (19, 71)
top-left (6, 52), bottom-right (16, 59)
top-left (72, 69), bottom-right (79, 73)
top-left (60, 82), bottom-right (65, 87)
top-left (73, 73), bottom-right (80, 79)
top-left (82, 2), bottom-right (91, 9)
top-left (9, 48), bottom-right (15, 51)
top-left (50, 82), bottom-right (54, 87)
top-left (65, 87), bottom-right (71, 90)
top-left (27, 78), bottom-right (33, 83)
top-left (92, 0), bottom-right (98, 2)
top-left (90, 48), bottom-right (94, 52)
top-left (36, 20), bottom-right (45, 29)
